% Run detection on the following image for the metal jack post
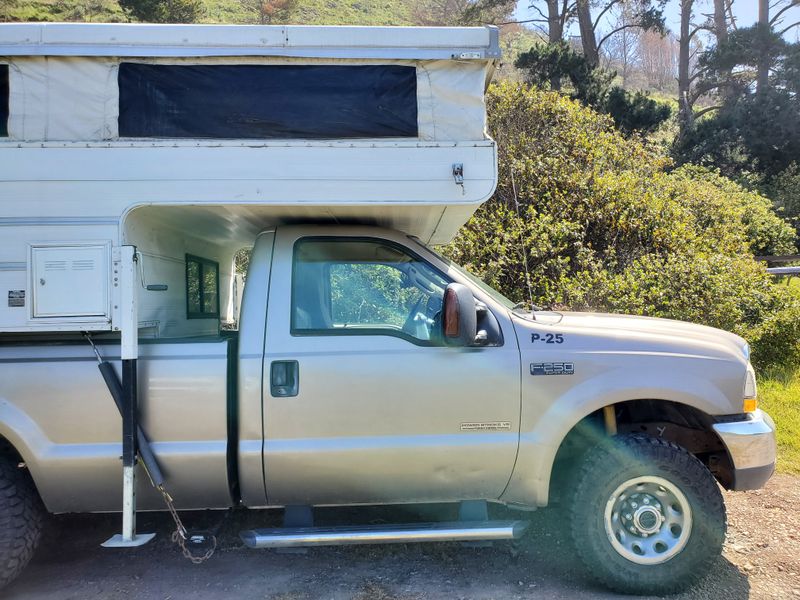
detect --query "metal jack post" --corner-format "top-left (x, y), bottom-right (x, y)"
top-left (103, 245), bottom-right (155, 548)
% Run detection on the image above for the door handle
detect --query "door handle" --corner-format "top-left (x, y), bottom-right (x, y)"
top-left (270, 360), bottom-right (299, 397)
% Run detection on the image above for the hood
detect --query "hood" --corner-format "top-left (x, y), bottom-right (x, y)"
top-left (514, 310), bottom-right (750, 362)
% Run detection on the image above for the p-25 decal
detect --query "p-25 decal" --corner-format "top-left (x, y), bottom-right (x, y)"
top-left (531, 333), bottom-right (564, 344)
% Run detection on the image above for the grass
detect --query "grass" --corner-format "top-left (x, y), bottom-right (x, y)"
top-left (758, 368), bottom-right (800, 474)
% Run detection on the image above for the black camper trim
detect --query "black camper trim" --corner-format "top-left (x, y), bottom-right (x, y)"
top-left (118, 63), bottom-right (419, 140)
top-left (0, 65), bottom-right (8, 138)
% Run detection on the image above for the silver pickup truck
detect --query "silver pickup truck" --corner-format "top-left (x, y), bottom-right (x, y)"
top-left (0, 224), bottom-right (776, 594)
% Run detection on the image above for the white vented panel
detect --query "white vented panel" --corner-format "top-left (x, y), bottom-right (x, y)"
top-left (31, 244), bottom-right (109, 318)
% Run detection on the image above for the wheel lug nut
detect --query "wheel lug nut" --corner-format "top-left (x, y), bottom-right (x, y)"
top-left (643, 498), bottom-right (650, 504)
top-left (631, 502), bottom-right (638, 508)
top-left (625, 514), bottom-right (632, 520)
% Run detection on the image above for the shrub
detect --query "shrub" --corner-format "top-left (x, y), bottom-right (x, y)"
top-left (445, 82), bottom-right (800, 369)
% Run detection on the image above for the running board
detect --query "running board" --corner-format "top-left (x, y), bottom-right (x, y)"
top-left (240, 520), bottom-right (529, 549)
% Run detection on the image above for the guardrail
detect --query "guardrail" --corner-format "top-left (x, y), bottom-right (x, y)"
top-left (755, 255), bottom-right (800, 263)
top-left (755, 255), bottom-right (800, 278)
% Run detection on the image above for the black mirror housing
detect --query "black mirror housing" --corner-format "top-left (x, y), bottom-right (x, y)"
top-left (442, 283), bottom-right (478, 346)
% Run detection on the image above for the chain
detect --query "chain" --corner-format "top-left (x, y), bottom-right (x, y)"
top-left (171, 529), bottom-right (217, 564)
top-left (158, 484), bottom-right (217, 564)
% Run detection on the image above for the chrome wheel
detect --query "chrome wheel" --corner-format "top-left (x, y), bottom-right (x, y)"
top-left (603, 475), bottom-right (692, 565)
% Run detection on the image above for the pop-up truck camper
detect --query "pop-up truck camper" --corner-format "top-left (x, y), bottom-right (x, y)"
top-left (0, 23), bottom-right (777, 594)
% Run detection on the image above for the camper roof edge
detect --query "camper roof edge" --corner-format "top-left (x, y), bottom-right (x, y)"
top-left (0, 23), bottom-right (501, 60)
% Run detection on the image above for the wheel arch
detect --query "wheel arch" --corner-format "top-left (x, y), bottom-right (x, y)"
top-left (501, 365), bottom-right (739, 508)
top-left (547, 399), bottom-right (736, 507)
top-left (0, 406), bottom-right (51, 510)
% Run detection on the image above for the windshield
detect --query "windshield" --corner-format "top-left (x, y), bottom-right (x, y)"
top-left (408, 238), bottom-right (518, 311)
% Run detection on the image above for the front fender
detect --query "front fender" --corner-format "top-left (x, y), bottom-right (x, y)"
top-left (500, 361), bottom-right (739, 507)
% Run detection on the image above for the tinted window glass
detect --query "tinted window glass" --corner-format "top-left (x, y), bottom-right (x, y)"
top-left (118, 63), bottom-right (418, 139)
top-left (292, 239), bottom-right (449, 343)
top-left (0, 65), bottom-right (8, 137)
top-left (186, 255), bottom-right (220, 319)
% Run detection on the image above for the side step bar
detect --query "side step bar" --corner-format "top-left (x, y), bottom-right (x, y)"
top-left (240, 520), bottom-right (529, 549)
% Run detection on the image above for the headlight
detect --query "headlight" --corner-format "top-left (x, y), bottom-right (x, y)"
top-left (743, 364), bottom-right (757, 413)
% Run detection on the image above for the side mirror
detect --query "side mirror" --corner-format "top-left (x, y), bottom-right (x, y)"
top-left (442, 283), bottom-right (478, 346)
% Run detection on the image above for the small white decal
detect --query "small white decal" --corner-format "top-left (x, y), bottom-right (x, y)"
top-left (460, 421), bottom-right (511, 431)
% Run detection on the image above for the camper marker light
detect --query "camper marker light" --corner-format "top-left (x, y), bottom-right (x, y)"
top-left (743, 398), bottom-right (758, 413)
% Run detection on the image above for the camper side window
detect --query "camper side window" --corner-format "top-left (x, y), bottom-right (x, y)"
top-left (186, 254), bottom-right (220, 319)
top-left (0, 65), bottom-right (8, 137)
top-left (118, 63), bottom-right (418, 140)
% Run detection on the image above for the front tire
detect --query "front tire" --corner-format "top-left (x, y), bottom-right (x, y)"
top-left (569, 434), bottom-right (726, 595)
top-left (0, 454), bottom-right (43, 589)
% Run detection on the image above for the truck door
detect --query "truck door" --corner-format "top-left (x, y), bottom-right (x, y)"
top-left (262, 228), bottom-right (521, 506)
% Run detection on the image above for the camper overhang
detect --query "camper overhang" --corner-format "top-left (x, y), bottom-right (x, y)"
top-left (0, 23), bottom-right (501, 60)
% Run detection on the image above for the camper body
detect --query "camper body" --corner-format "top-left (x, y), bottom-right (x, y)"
top-left (0, 23), bottom-right (776, 595)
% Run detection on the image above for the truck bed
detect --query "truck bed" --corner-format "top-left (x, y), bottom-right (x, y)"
top-left (0, 335), bottom-right (236, 513)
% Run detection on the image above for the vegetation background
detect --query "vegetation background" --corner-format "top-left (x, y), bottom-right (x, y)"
top-left (2, 0), bottom-right (798, 471)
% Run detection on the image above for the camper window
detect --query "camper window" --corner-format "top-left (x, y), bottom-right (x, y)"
top-left (0, 65), bottom-right (8, 137)
top-left (118, 63), bottom-right (418, 140)
top-left (186, 254), bottom-right (220, 319)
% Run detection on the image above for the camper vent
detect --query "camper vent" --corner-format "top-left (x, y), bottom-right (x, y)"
top-left (44, 260), bottom-right (67, 271)
top-left (30, 244), bottom-right (110, 320)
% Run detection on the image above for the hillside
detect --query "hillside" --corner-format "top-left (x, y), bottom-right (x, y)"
top-left (0, 0), bottom-right (415, 25)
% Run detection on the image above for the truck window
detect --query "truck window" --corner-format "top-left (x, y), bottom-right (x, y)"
top-left (118, 63), bottom-right (418, 140)
top-left (291, 239), bottom-right (449, 344)
top-left (0, 65), bottom-right (8, 137)
top-left (185, 254), bottom-right (220, 319)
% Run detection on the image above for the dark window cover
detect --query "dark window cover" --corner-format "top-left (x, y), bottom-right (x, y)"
top-left (0, 65), bottom-right (8, 137)
top-left (118, 63), bottom-right (418, 139)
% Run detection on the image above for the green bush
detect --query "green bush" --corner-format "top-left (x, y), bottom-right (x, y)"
top-left (445, 82), bottom-right (799, 369)
top-left (764, 163), bottom-right (800, 239)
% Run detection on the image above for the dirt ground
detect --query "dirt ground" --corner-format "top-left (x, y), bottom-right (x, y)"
top-left (3, 474), bottom-right (799, 600)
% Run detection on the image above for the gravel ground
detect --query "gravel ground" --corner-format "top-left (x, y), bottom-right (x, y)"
top-left (3, 474), bottom-right (799, 600)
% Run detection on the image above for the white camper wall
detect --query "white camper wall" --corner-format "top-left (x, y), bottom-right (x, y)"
top-left (0, 222), bottom-right (117, 332)
top-left (124, 210), bottom-right (236, 338)
top-left (6, 57), bottom-right (118, 141)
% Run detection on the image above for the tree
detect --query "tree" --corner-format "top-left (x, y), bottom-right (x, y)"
top-left (675, 7), bottom-right (800, 177)
top-left (577, 0), bottom-right (600, 66)
top-left (638, 29), bottom-right (679, 91)
top-left (524, 0), bottom-right (576, 42)
top-left (601, 3), bottom-right (643, 86)
top-left (243, 0), bottom-right (297, 24)
top-left (413, 0), bottom-right (514, 25)
top-left (757, 0), bottom-right (800, 92)
top-left (677, 0), bottom-right (701, 136)
top-left (516, 41), bottom-right (670, 134)
top-left (119, 0), bottom-right (202, 22)
top-left (574, 0), bottom-right (666, 68)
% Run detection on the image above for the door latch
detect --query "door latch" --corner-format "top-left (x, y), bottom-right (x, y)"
top-left (270, 360), bottom-right (299, 397)
top-left (452, 163), bottom-right (465, 195)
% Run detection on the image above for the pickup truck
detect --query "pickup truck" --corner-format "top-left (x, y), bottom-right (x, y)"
top-left (0, 223), bottom-right (777, 595)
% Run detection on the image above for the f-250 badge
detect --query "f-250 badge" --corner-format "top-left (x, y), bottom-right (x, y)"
top-left (530, 362), bottom-right (574, 376)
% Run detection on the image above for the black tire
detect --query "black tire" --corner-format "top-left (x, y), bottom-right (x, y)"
top-left (569, 434), bottom-right (726, 595)
top-left (0, 454), bottom-right (43, 590)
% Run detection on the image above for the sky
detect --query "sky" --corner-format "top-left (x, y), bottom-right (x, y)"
top-left (512, 1), bottom-right (800, 43)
